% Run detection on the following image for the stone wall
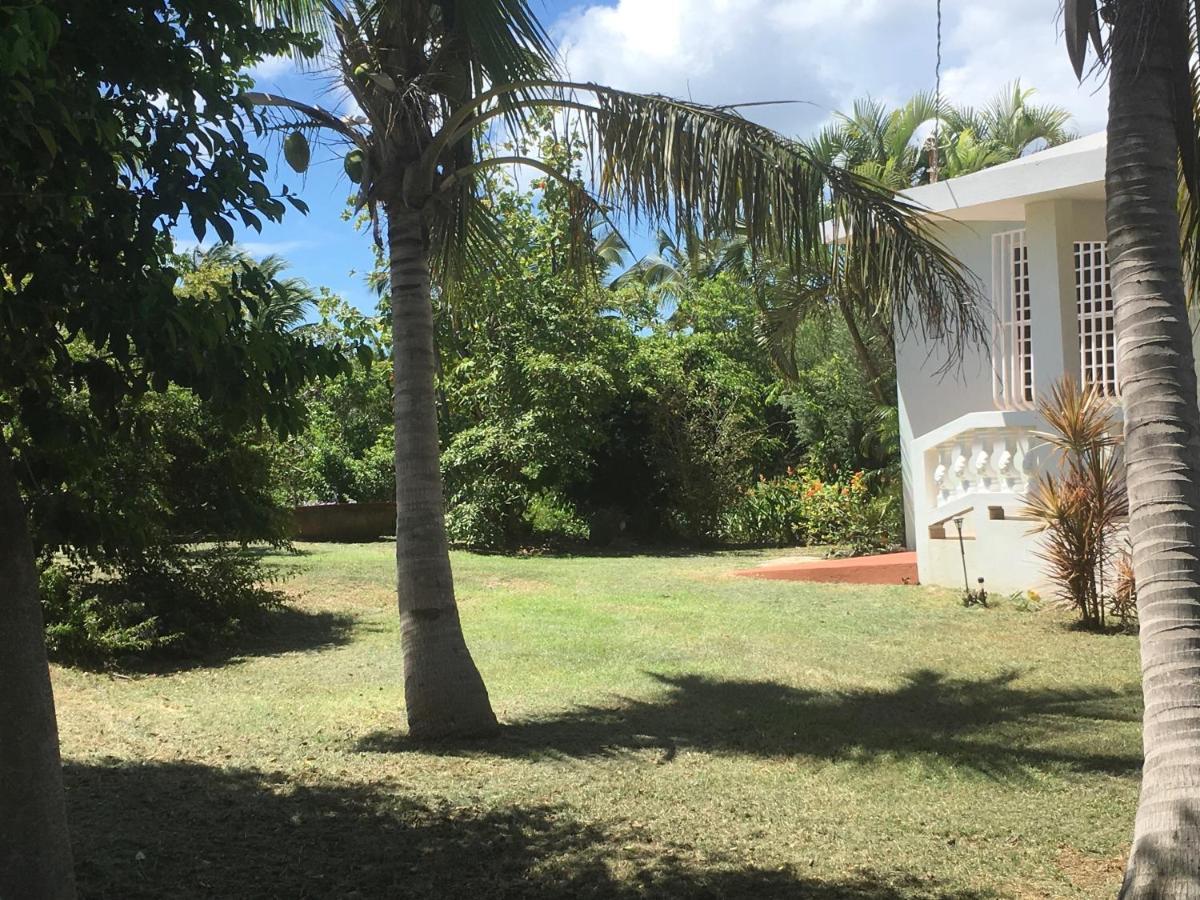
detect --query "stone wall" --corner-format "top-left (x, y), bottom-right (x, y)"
top-left (291, 502), bottom-right (396, 542)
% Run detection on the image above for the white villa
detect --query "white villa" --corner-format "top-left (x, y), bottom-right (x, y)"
top-left (895, 132), bottom-right (1186, 594)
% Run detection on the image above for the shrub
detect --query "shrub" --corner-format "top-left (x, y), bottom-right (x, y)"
top-left (782, 350), bottom-right (890, 477)
top-left (40, 545), bottom-right (287, 668)
top-left (1111, 549), bottom-right (1138, 632)
top-left (722, 469), bottom-right (900, 553)
top-left (628, 334), bottom-right (786, 542)
top-left (525, 491), bottom-right (590, 544)
top-left (1022, 378), bottom-right (1127, 630)
top-left (445, 477), bottom-right (529, 549)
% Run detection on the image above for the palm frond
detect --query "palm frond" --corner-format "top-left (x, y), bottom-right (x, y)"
top-left (609, 255), bottom-right (683, 292)
top-left (884, 90), bottom-right (941, 168)
top-left (428, 173), bottom-right (518, 302)
top-left (592, 228), bottom-right (630, 271)
top-left (442, 0), bottom-right (558, 84)
top-left (1033, 376), bottom-right (1119, 455)
top-left (245, 4), bottom-right (986, 361)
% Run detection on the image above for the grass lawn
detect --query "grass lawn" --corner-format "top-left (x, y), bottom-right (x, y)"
top-left (53, 543), bottom-right (1143, 898)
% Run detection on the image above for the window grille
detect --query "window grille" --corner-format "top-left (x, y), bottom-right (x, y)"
top-left (1074, 241), bottom-right (1119, 397)
top-left (991, 229), bottom-right (1034, 410)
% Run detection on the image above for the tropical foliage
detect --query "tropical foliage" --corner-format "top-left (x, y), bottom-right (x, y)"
top-left (723, 469), bottom-right (900, 554)
top-left (810, 81), bottom-right (1077, 190)
top-left (0, 1), bottom-right (333, 893)
top-left (244, 0), bottom-right (984, 741)
top-left (1022, 378), bottom-right (1127, 629)
top-left (283, 145), bottom-right (898, 551)
top-left (21, 250), bottom-right (339, 667)
top-left (40, 544), bottom-right (287, 668)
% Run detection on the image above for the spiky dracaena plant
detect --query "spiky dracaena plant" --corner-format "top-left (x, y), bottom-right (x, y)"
top-left (1022, 378), bottom-right (1127, 629)
top-left (245, 0), bottom-right (983, 740)
top-left (1066, 2), bottom-right (1200, 893)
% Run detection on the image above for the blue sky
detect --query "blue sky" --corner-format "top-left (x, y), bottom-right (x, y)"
top-left (190, 0), bottom-right (1110, 312)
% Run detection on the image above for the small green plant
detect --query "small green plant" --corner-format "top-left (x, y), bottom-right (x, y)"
top-left (1010, 590), bottom-right (1042, 612)
top-left (524, 491), bottom-right (590, 544)
top-left (1110, 549), bottom-right (1138, 633)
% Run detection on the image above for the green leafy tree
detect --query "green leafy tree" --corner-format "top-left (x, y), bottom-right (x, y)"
top-left (19, 248), bottom-right (328, 560)
top-left (436, 140), bottom-right (630, 547)
top-left (282, 291), bottom-right (394, 503)
top-left (0, 3), bottom-right (336, 896)
top-left (248, 0), bottom-right (979, 740)
top-left (625, 311), bottom-right (786, 541)
top-left (1064, 2), bottom-right (1200, 894)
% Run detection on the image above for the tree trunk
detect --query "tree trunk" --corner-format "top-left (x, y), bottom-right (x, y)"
top-left (0, 432), bottom-right (76, 898)
top-left (838, 295), bottom-right (889, 406)
top-left (1108, 2), bottom-right (1200, 895)
top-left (386, 204), bottom-right (498, 740)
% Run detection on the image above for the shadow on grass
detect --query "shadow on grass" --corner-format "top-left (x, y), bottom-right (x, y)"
top-left (359, 669), bottom-right (1142, 778)
top-left (239, 543), bottom-right (313, 559)
top-left (117, 605), bottom-right (357, 676)
top-left (65, 759), bottom-right (995, 899)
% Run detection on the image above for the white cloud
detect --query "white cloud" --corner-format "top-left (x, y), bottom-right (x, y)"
top-left (554, 0), bottom-right (1108, 140)
top-left (169, 237), bottom-right (315, 259)
top-left (246, 54), bottom-right (297, 84)
top-left (940, 6), bottom-right (1107, 132)
top-left (239, 239), bottom-right (316, 258)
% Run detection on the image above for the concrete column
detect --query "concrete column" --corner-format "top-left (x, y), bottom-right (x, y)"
top-left (1023, 200), bottom-right (1073, 401)
top-left (1024, 199), bottom-right (1107, 397)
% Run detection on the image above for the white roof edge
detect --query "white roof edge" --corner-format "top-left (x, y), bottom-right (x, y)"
top-left (901, 131), bottom-right (1106, 217)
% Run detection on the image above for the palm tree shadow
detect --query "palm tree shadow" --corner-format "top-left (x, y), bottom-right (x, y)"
top-left (65, 759), bottom-right (997, 899)
top-left (358, 668), bottom-right (1142, 778)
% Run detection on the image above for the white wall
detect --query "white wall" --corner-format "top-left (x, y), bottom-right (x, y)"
top-left (897, 219), bottom-right (1018, 554)
top-left (897, 200), bottom-right (1110, 593)
top-left (895, 220), bottom-right (1014, 441)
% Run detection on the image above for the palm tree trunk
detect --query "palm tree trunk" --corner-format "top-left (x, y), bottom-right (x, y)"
top-left (0, 432), bottom-right (76, 898)
top-left (1108, 2), bottom-right (1200, 895)
top-left (838, 295), bottom-right (888, 406)
top-left (386, 203), bottom-right (498, 740)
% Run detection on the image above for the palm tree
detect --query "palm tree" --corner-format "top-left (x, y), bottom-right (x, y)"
top-left (609, 224), bottom-right (746, 301)
top-left (175, 243), bottom-right (317, 331)
top-left (246, 0), bottom-right (982, 739)
top-left (944, 81), bottom-right (1077, 168)
top-left (811, 92), bottom-right (943, 189)
top-left (1065, 1), bottom-right (1200, 895)
top-left (813, 84), bottom-right (1076, 190)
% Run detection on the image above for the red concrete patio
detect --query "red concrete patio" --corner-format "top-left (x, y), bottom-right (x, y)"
top-left (734, 550), bottom-right (918, 585)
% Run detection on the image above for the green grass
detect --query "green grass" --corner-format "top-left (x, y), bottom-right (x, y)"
top-left (54, 543), bottom-right (1143, 898)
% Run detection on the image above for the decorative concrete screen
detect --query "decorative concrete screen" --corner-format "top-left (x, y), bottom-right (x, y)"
top-left (991, 229), bottom-right (1034, 410)
top-left (1074, 240), bottom-right (1119, 397)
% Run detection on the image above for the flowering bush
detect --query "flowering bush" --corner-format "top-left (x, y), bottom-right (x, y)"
top-left (722, 469), bottom-right (900, 554)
